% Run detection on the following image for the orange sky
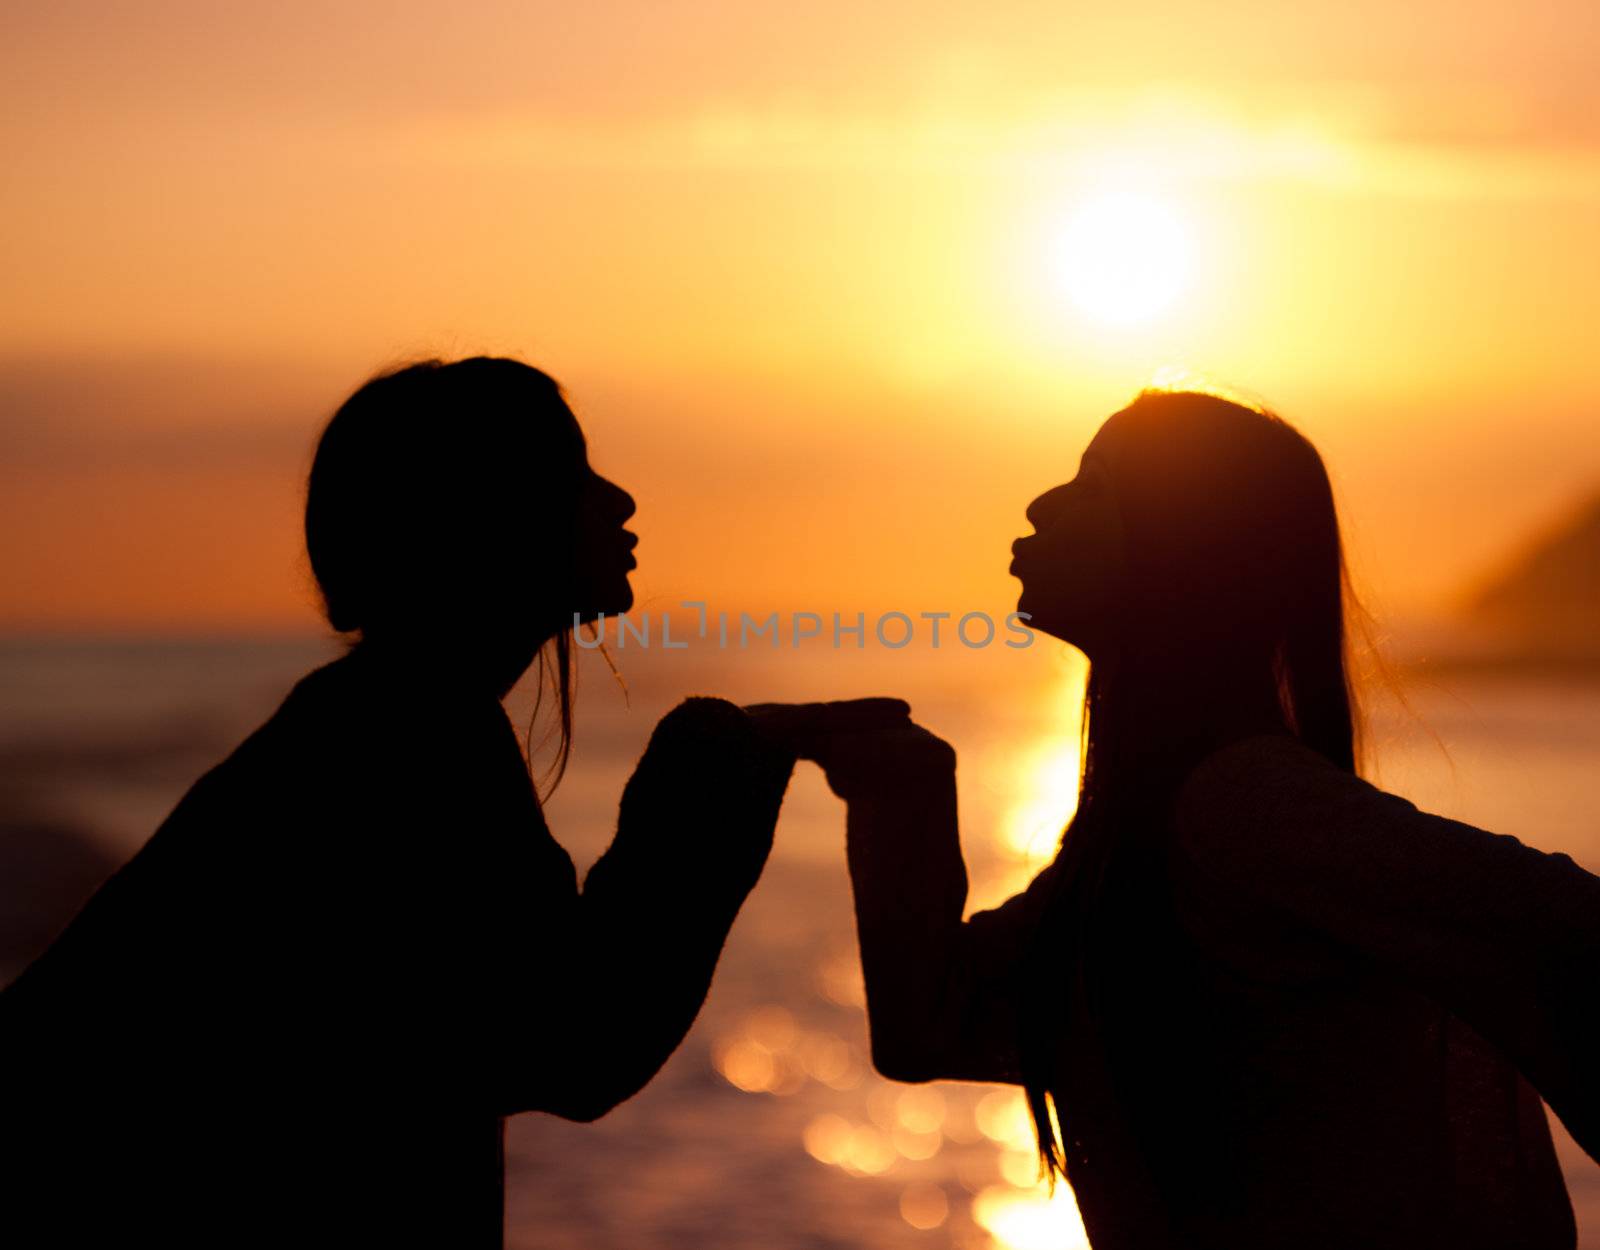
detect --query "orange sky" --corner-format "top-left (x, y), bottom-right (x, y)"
top-left (3, 0), bottom-right (1597, 631)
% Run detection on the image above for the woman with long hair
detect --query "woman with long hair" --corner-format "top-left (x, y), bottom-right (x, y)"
top-left (0, 356), bottom-right (812, 1247)
top-left (768, 388), bottom-right (1600, 1248)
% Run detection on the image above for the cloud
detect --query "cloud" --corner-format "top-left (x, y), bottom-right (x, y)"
top-left (378, 84), bottom-right (1600, 202)
top-left (0, 355), bottom-right (326, 471)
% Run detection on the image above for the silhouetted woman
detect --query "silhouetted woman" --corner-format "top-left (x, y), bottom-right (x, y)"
top-left (0, 357), bottom-right (796, 1247)
top-left (776, 389), bottom-right (1600, 1249)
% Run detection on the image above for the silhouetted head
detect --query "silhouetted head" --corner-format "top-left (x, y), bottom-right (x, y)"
top-left (1012, 388), bottom-right (1366, 1183)
top-left (305, 357), bottom-right (636, 700)
top-left (1012, 388), bottom-right (1356, 752)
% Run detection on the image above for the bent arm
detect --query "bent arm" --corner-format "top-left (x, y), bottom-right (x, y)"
top-left (836, 731), bottom-right (1058, 1086)
top-left (416, 698), bottom-right (792, 1121)
top-left (519, 698), bottom-right (792, 1119)
top-left (1173, 733), bottom-right (1600, 1160)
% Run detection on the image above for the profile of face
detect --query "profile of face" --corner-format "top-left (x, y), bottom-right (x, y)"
top-left (442, 421), bottom-right (638, 694)
top-left (307, 358), bottom-right (645, 683)
top-left (1010, 448), bottom-right (1127, 655)
top-left (569, 457), bottom-right (638, 624)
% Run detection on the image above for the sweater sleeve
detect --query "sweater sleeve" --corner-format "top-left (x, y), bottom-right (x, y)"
top-left (1171, 732), bottom-right (1600, 1162)
top-left (414, 696), bottom-right (794, 1121)
top-left (836, 727), bottom-right (1058, 1086)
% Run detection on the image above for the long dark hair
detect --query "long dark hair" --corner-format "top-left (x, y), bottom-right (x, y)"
top-left (303, 356), bottom-right (585, 795)
top-left (1018, 388), bottom-right (1367, 1186)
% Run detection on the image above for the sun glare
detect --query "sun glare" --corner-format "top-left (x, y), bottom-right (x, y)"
top-left (1051, 191), bottom-right (1192, 326)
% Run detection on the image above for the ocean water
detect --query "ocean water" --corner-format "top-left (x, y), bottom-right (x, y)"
top-left (0, 635), bottom-right (1595, 1248)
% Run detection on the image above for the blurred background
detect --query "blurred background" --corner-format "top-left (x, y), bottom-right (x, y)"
top-left (2, 2), bottom-right (1597, 1246)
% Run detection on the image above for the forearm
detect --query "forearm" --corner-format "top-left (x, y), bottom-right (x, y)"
top-left (844, 769), bottom-right (1044, 1086)
top-left (511, 697), bottom-right (790, 1118)
top-left (845, 778), bottom-right (969, 1080)
top-left (555, 831), bottom-right (772, 1115)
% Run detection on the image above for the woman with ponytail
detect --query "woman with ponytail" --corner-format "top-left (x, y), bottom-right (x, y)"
top-left (770, 389), bottom-right (1600, 1249)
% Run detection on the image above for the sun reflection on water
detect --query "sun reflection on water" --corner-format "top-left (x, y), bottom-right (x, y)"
top-left (974, 1088), bottom-right (1036, 1149)
top-left (713, 1004), bottom-right (864, 1096)
top-left (897, 1087), bottom-right (947, 1134)
top-left (815, 947), bottom-right (869, 1008)
top-left (971, 653), bottom-right (1089, 917)
top-left (901, 1182), bottom-right (951, 1231)
top-left (717, 1004), bottom-right (1093, 1247)
top-left (972, 1183), bottom-right (1092, 1250)
top-left (997, 657), bottom-right (1088, 868)
top-left (998, 731), bottom-right (1082, 864)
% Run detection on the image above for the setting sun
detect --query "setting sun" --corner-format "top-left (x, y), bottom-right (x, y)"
top-left (1051, 191), bottom-right (1193, 327)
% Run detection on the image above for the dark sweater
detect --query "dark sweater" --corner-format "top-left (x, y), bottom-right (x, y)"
top-left (0, 650), bottom-right (792, 1248)
top-left (843, 730), bottom-right (1600, 1249)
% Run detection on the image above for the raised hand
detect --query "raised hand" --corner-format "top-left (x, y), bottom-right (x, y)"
top-left (743, 699), bottom-right (953, 801)
top-left (742, 698), bottom-right (909, 756)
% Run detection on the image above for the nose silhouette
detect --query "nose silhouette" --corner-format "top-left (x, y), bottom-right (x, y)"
top-left (599, 475), bottom-right (636, 525)
top-left (1025, 482), bottom-right (1072, 531)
